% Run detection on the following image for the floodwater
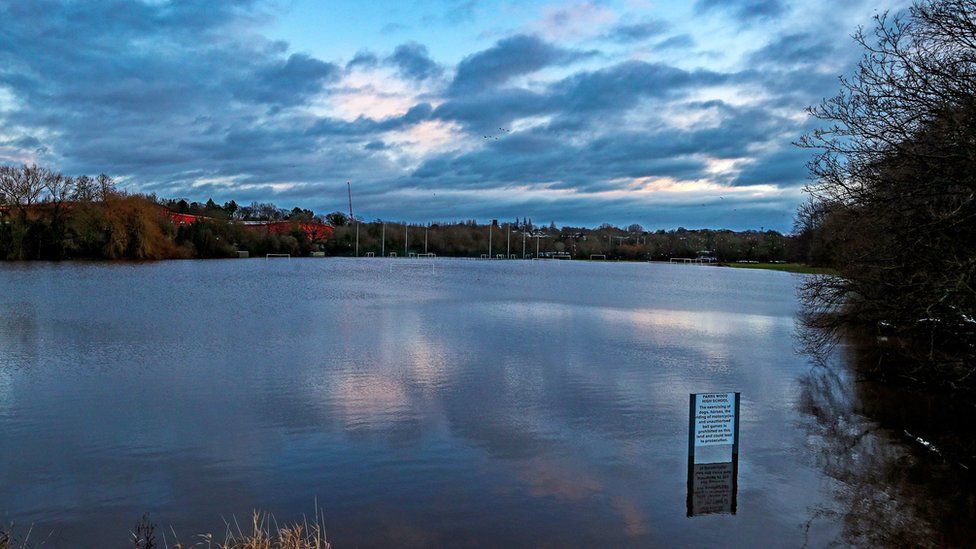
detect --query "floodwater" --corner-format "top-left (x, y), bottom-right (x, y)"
top-left (0, 259), bottom-right (973, 547)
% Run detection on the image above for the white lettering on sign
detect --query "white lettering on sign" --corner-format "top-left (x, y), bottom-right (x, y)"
top-left (694, 393), bottom-right (735, 447)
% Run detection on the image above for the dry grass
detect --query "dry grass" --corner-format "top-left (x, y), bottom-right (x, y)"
top-left (134, 510), bottom-right (331, 549)
top-left (0, 524), bottom-right (38, 549)
top-left (1, 511), bottom-right (333, 549)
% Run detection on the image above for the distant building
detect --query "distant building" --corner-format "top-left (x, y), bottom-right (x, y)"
top-left (164, 209), bottom-right (334, 242)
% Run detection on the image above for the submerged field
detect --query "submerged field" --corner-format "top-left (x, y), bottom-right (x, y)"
top-left (0, 259), bottom-right (970, 547)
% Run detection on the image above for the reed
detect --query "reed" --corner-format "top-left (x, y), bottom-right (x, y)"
top-left (0, 524), bottom-right (36, 549)
top-left (134, 510), bottom-right (331, 549)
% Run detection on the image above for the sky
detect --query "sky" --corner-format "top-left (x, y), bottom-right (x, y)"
top-left (0, 0), bottom-right (908, 231)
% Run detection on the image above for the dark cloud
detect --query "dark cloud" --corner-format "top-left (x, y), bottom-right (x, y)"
top-left (747, 32), bottom-right (837, 69)
top-left (6, 135), bottom-right (43, 150)
top-left (432, 59), bottom-right (731, 135)
top-left (695, 0), bottom-right (787, 22)
top-left (346, 50), bottom-right (379, 70)
top-left (416, 99), bottom-right (797, 194)
top-left (653, 34), bottom-right (696, 51)
top-left (0, 0), bottom-right (399, 194)
top-left (387, 42), bottom-right (443, 80)
top-left (603, 19), bottom-right (670, 43)
top-left (238, 53), bottom-right (340, 106)
top-left (550, 61), bottom-right (729, 113)
top-left (449, 35), bottom-right (595, 95)
top-left (307, 103), bottom-right (434, 136)
top-left (433, 88), bottom-right (550, 132)
top-left (732, 146), bottom-right (812, 187)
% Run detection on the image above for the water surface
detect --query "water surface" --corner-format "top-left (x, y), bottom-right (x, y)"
top-left (0, 259), bottom-right (971, 547)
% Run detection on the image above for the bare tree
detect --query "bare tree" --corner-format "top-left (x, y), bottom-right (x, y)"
top-left (797, 0), bottom-right (976, 377)
top-left (0, 164), bottom-right (48, 220)
top-left (44, 171), bottom-right (74, 205)
top-left (96, 173), bottom-right (116, 201)
top-left (72, 174), bottom-right (98, 201)
top-left (44, 171), bottom-right (75, 256)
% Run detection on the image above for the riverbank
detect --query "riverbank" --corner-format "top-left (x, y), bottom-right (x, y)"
top-left (720, 262), bottom-right (837, 275)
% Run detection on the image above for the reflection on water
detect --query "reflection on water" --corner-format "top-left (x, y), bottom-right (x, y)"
top-left (798, 354), bottom-right (976, 548)
top-left (688, 462), bottom-right (737, 516)
top-left (0, 260), bottom-right (973, 547)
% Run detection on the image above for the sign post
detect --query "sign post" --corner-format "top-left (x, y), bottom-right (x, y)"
top-left (687, 392), bottom-right (740, 516)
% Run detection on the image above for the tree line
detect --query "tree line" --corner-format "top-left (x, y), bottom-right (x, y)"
top-left (0, 168), bottom-right (799, 262)
top-left (321, 215), bottom-right (794, 262)
top-left (0, 165), bottom-right (320, 260)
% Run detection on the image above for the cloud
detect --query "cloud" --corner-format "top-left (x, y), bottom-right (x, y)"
top-left (238, 53), bottom-right (340, 106)
top-left (653, 34), bottom-right (696, 51)
top-left (533, 1), bottom-right (619, 41)
top-left (0, 0), bottom-right (402, 194)
top-left (443, 0), bottom-right (479, 25)
top-left (746, 32), bottom-right (836, 69)
top-left (732, 146), bottom-right (812, 187)
top-left (549, 61), bottom-right (729, 113)
top-left (380, 22), bottom-right (408, 34)
top-left (387, 42), bottom-right (443, 81)
top-left (695, 0), bottom-right (787, 22)
top-left (346, 50), bottom-right (379, 70)
top-left (307, 103), bottom-right (435, 136)
top-left (602, 19), bottom-right (670, 43)
top-left (448, 35), bottom-right (595, 95)
top-left (433, 88), bottom-right (550, 131)
top-left (416, 98), bottom-right (793, 192)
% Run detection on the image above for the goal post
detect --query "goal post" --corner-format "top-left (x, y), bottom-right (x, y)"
top-left (266, 253), bottom-right (291, 259)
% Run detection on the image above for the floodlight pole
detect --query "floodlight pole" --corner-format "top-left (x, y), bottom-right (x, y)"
top-left (355, 223), bottom-right (359, 257)
top-left (507, 225), bottom-right (510, 258)
top-left (488, 223), bottom-right (492, 258)
top-left (424, 225), bottom-right (428, 255)
top-left (404, 224), bottom-right (408, 256)
top-left (346, 181), bottom-right (353, 221)
top-left (381, 223), bottom-right (385, 257)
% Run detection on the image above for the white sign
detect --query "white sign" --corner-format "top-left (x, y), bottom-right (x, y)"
top-left (694, 393), bottom-right (736, 447)
top-left (687, 391), bottom-right (739, 515)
